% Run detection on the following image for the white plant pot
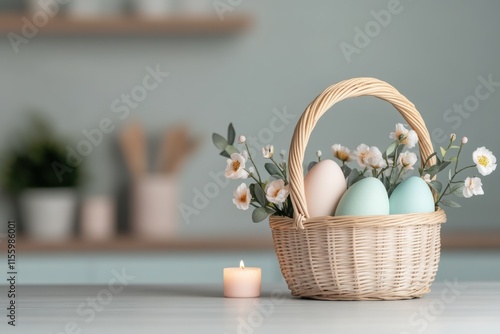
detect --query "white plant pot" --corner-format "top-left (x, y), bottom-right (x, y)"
top-left (133, 175), bottom-right (178, 239)
top-left (20, 188), bottom-right (78, 241)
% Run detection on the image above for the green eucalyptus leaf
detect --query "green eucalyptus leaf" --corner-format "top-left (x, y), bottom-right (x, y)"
top-left (396, 144), bottom-right (404, 156)
top-left (449, 157), bottom-right (458, 162)
top-left (340, 165), bottom-right (352, 179)
top-left (265, 163), bottom-right (281, 177)
top-left (347, 169), bottom-right (364, 188)
top-left (254, 184), bottom-right (267, 207)
top-left (265, 207), bottom-right (276, 215)
top-left (220, 150), bottom-right (230, 158)
top-left (381, 173), bottom-right (390, 190)
top-left (450, 145), bottom-right (461, 149)
top-left (212, 133), bottom-right (227, 151)
top-left (438, 161), bottom-right (451, 172)
top-left (423, 152), bottom-right (438, 168)
top-left (425, 165), bottom-right (441, 177)
top-left (441, 199), bottom-right (461, 208)
top-left (451, 184), bottom-right (465, 197)
top-left (227, 123), bottom-right (235, 145)
top-left (307, 161), bottom-right (317, 172)
top-left (252, 207), bottom-right (270, 223)
top-left (440, 147), bottom-right (447, 158)
top-left (224, 145), bottom-right (239, 155)
top-left (386, 141), bottom-right (398, 157)
top-left (429, 180), bottom-right (443, 193)
top-left (249, 183), bottom-right (256, 199)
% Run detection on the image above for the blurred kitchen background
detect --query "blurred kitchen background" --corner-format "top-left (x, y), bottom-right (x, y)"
top-left (0, 0), bottom-right (499, 285)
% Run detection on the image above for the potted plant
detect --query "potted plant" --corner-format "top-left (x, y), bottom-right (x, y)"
top-left (0, 115), bottom-right (82, 241)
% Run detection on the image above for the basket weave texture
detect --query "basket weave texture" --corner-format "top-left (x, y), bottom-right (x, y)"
top-left (269, 77), bottom-right (447, 300)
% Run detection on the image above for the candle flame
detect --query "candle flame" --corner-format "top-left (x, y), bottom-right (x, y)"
top-left (240, 260), bottom-right (245, 269)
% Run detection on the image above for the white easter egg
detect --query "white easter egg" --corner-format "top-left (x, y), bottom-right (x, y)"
top-left (390, 176), bottom-right (435, 214)
top-left (335, 177), bottom-right (390, 216)
top-left (304, 159), bottom-right (347, 217)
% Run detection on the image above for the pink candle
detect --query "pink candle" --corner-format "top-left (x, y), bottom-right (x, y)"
top-left (223, 260), bottom-right (261, 298)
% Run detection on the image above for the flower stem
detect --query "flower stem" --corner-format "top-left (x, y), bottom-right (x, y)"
top-left (245, 172), bottom-right (260, 184)
top-left (455, 164), bottom-right (475, 175)
top-left (435, 141), bottom-right (474, 205)
top-left (244, 143), bottom-right (262, 183)
top-left (435, 165), bottom-right (474, 204)
top-left (454, 143), bottom-right (464, 174)
top-left (395, 166), bottom-right (405, 183)
top-left (270, 157), bottom-right (286, 178)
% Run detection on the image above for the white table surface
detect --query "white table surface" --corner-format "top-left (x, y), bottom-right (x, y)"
top-left (1, 282), bottom-right (499, 334)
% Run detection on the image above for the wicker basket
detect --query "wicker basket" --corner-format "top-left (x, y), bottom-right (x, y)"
top-left (269, 77), bottom-right (447, 301)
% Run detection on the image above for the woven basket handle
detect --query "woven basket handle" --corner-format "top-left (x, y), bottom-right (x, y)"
top-left (288, 77), bottom-right (436, 227)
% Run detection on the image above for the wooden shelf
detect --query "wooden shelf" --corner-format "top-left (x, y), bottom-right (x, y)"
top-left (11, 235), bottom-right (274, 253)
top-left (2, 232), bottom-right (499, 253)
top-left (0, 14), bottom-right (252, 35)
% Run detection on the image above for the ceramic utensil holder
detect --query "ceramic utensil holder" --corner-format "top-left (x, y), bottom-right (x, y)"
top-left (133, 175), bottom-right (178, 239)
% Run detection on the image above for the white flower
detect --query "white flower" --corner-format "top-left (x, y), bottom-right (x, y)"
top-left (473, 147), bottom-right (497, 176)
top-left (316, 150), bottom-right (322, 158)
top-left (398, 151), bottom-right (418, 170)
top-left (404, 130), bottom-right (418, 148)
top-left (331, 144), bottom-right (353, 162)
top-left (390, 123), bottom-right (418, 148)
top-left (248, 166), bottom-right (255, 175)
top-left (354, 144), bottom-right (370, 168)
top-left (366, 147), bottom-right (387, 170)
top-left (232, 183), bottom-right (251, 210)
top-left (462, 137), bottom-right (468, 144)
top-left (265, 179), bottom-right (289, 204)
top-left (224, 153), bottom-right (249, 179)
top-left (262, 145), bottom-right (274, 159)
top-left (355, 144), bottom-right (386, 170)
top-left (422, 174), bottom-right (432, 184)
top-left (463, 177), bottom-right (484, 198)
top-left (450, 133), bottom-right (456, 141)
top-left (238, 135), bottom-right (246, 144)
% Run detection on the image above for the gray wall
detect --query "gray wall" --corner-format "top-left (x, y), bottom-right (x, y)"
top-left (1, 0), bottom-right (499, 236)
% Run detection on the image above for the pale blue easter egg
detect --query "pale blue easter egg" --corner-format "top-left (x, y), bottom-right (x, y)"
top-left (335, 177), bottom-right (389, 216)
top-left (389, 176), bottom-right (435, 214)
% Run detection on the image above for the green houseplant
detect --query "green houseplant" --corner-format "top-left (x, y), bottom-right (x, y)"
top-left (1, 115), bottom-right (82, 240)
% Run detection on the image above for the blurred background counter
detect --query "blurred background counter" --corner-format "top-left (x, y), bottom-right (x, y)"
top-left (0, 0), bottom-right (499, 285)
